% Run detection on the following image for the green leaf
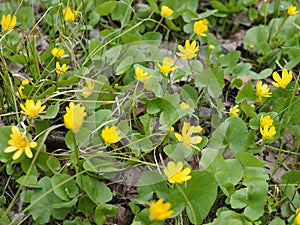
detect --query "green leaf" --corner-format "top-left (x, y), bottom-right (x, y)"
top-left (115, 56), bottom-right (133, 75)
top-left (47, 156), bottom-right (61, 173)
top-left (137, 170), bottom-right (168, 203)
top-left (78, 175), bottom-right (112, 204)
top-left (244, 25), bottom-right (269, 54)
top-left (235, 81), bottom-right (256, 103)
top-left (194, 69), bottom-right (223, 98)
top-left (51, 174), bottom-right (78, 201)
top-left (210, 1), bottom-right (229, 12)
top-left (210, 117), bottom-right (248, 153)
top-left (94, 204), bottom-right (117, 225)
top-left (269, 218), bottom-right (285, 225)
top-left (88, 39), bottom-right (104, 60)
top-left (17, 175), bottom-right (41, 188)
top-left (281, 170), bottom-right (300, 185)
top-left (247, 68), bottom-right (273, 79)
top-left (95, 1), bottom-right (118, 16)
top-left (0, 126), bottom-right (13, 162)
top-left (236, 152), bottom-right (266, 167)
top-left (40, 101), bottom-right (59, 119)
top-left (147, 0), bottom-right (160, 14)
top-left (168, 171), bottom-right (217, 224)
top-left (29, 177), bottom-right (72, 224)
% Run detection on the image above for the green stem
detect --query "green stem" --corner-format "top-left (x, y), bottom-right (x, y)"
top-left (72, 131), bottom-right (80, 173)
top-left (154, 18), bottom-right (163, 32)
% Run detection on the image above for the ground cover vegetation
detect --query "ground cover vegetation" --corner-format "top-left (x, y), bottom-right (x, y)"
top-left (0, 0), bottom-right (300, 224)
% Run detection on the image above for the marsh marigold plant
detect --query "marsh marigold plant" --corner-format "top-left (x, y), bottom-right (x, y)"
top-left (157, 57), bottom-right (178, 75)
top-left (176, 40), bottom-right (199, 60)
top-left (64, 102), bottom-right (86, 133)
top-left (81, 80), bottom-right (95, 98)
top-left (288, 5), bottom-right (298, 16)
top-left (164, 161), bottom-right (192, 184)
top-left (4, 126), bottom-right (37, 160)
top-left (135, 66), bottom-right (152, 82)
top-left (149, 199), bottom-right (173, 221)
top-left (175, 121), bottom-right (203, 150)
top-left (51, 47), bottom-right (65, 58)
top-left (194, 19), bottom-right (209, 36)
top-left (255, 80), bottom-right (272, 102)
top-left (56, 62), bottom-right (69, 74)
top-left (63, 7), bottom-right (78, 22)
top-left (161, 6), bottom-right (173, 18)
top-left (260, 115), bottom-right (274, 128)
top-left (1, 14), bottom-right (17, 31)
top-left (272, 68), bottom-right (293, 89)
top-left (229, 105), bottom-right (239, 117)
top-left (20, 99), bottom-right (46, 117)
top-left (101, 126), bottom-right (121, 146)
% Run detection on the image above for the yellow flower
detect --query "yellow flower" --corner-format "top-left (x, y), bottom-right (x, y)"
top-left (157, 57), bottom-right (178, 75)
top-left (101, 126), bottom-right (121, 146)
top-left (51, 47), bottom-right (65, 58)
top-left (4, 126), bottom-right (37, 160)
top-left (20, 99), bottom-right (46, 117)
top-left (175, 121), bottom-right (203, 151)
top-left (180, 102), bottom-right (190, 110)
top-left (288, 5), bottom-right (298, 16)
top-left (64, 102), bottom-right (86, 133)
top-left (176, 40), bottom-right (199, 60)
top-left (56, 62), bottom-right (69, 74)
top-left (260, 115), bottom-right (273, 128)
top-left (81, 80), bottom-right (95, 98)
top-left (193, 19), bottom-right (209, 37)
top-left (135, 66), bottom-right (152, 82)
top-left (260, 125), bottom-right (276, 139)
top-left (63, 7), bottom-right (78, 22)
top-left (164, 161), bottom-right (192, 184)
top-left (18, 79), bottom-right (30, 99)
top-left (161, 6), bottom-right (173, 18)
top-left (255, 80), bottom-right (272, 102)
top-left (229, 105), bottom-right (239, 117)
top-left (272, 68), bottom-right (293, 89)
top-left (149, 199), bottom-right (173, 221)
top-left (1, 14), bottom-right (17, 31)
top-left (295, 208), bottom-right (300, 225)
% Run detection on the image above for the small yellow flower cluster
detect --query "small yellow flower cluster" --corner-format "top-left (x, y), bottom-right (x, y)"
top-left (4, 126), bottom-right (37, 160)
top-left (1, 14), bottom-right (17, 31)
top-left (64, 102), bottom-right (86, 134)
top-left (157, 57), bottom-right (178, 76)
top-left (255, 80), bottom-right (272, 102)
top-left (63, 7), bottom-right (78, 22)
top-left (81, 80), bottom-right (95, 98)
top-left (175, 121), bottom-right (203, 151)
top-left (18, 79), bottom-right (30, 99)
top-left (272, 68), bottom-right (293, 89)
top-left (229, 105), bottom-right (240, 117)
top-left (149, 160), bottom-right (192, 221)
top-left (101, 126), bottom-right (121, 146)
top-left (161, 6), bottom-right (173, 18)
top-left (260, 115), bottom-right (276, 140)
top-left (288, 4), bottom-right (298, 16)
top-left (180, 102), bottom-right (190, 110)
top-left (176, 40), bottom-right (199, 60)
top-left (51, 47), bottom-right (69, 74)
top-left (149, 198), bottom-right (173, 220)
top-left (20, 99), bottom-right (46, 117)
top-left (164, 161), bottom-right (192, 184)
top-left (194, 19), bottom-right (209, 37)
top-left (135, 66), bottom-right (152, 82)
